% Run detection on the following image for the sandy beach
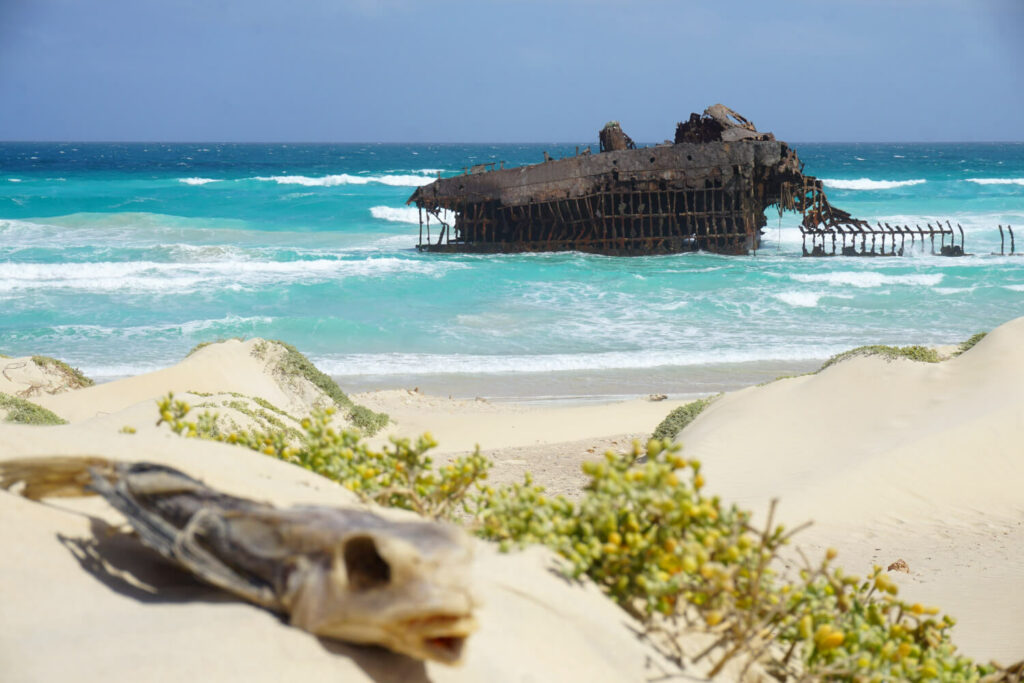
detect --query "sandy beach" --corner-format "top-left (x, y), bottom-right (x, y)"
top-left (2, 319), bottom-right (1023, 679)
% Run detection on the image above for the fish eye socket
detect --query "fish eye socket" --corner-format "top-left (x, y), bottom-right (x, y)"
top-left (343, 535), bottom-right (391, 590)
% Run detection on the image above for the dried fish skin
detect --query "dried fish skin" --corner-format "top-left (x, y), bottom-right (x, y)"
top-left (0, 456), bottom-right (478, 664)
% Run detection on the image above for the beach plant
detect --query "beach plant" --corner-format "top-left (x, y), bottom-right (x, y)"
top-left (472, 439), bottom-right (992, 680)
top-left (30, 355), bottom-right (94, 389)
top-left (651, 395), bottom-right (718, 442)
top-left (0, 392), bottom-right (67, 425)
top-left (818, 345), bottom-right (941, 371)
top-left (155, 395), bottom-right (997, 680)
top-left (184, 338), bottom-right (388, 435)
top-left (156, 394), bottom-right (485, 519)
top-left (955, 332), bottom-right (987, 356)
top-left (185, 338), bottom-right (245, 357)
top-left (261, 339), bottom-right (389, 436)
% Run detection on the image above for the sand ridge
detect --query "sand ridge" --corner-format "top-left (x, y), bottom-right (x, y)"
top-left (2, 320), bottom-right (1023, 675)
top-left (677, 318), bottom-right (1024, 662)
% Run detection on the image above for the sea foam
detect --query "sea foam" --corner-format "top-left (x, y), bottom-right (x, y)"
top-left (254, 174), bottom-right (433, 187)
top-left (370, 206), bottom-right (458, 225)
top-left (821, 178), bottom-right (927, 190)
top-left (790, 272), bottom-right (943, 288)
top-left (314, 346), bottom-right (843, 377)
top-left (179, 177), bottom-right (219, 185)
top-left (0, 257), bottom-right (465, 294)
top-left (966, 178), bottom-right (1024, 186)
top-left (773, 291), bottom-right (824, 308)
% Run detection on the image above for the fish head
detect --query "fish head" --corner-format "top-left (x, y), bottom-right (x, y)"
top-left (289, 516), bottom-right (478, 665)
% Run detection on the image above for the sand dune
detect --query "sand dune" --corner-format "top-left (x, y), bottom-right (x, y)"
top-left (0, 423), bottom-right (681, 682)
top-left (678, 317), bottom-right (1024, 662)
top-left (2, 318), bottom-right (1022, 676)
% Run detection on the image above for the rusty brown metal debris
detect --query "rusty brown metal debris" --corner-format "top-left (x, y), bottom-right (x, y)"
top-left (407, 105), bottom-right (967, 257)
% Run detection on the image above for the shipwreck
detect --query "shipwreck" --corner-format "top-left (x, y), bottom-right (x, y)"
top-left (408, 105), bottom-right (965, 257)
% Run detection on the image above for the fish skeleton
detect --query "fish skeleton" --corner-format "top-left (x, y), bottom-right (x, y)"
top-left (0, 456), bottom-right (477, 664)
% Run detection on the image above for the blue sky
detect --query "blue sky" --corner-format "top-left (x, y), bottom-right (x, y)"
top-left (1, 0), bottom-right (1021, 142)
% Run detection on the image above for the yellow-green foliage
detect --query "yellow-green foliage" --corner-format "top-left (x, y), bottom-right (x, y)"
top-left (651, 396), bottom-right (717, 442)
top-left (473, 439), bottom-right (989, 679)
top-left (265, 339), bottom-right (388, 436)
top-left (955, 332), bottom-right (987, 356)
top-left (157, 393), bottom-right (484, 518)
top-left (156, 396), bottom-right (992, 680)
top-left (30, 355), bottom-right (94, 388)
top-left (185, 338), bottom-right (245, 357)
top-left (0, 393), bottom-right (67, 425)
top-left (819, 345), bottom-right (941, 371)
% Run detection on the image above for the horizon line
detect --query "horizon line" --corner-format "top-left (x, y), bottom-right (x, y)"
top-left (3, 139), bottom-right (1023, 146)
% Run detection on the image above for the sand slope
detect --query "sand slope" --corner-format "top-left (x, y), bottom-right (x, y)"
top-left (1, 355), bottom-right (89, 398)
top-left (0, 423), bottom-right (684, 683)
top-left (677, 317), bottom-right (1024, 663)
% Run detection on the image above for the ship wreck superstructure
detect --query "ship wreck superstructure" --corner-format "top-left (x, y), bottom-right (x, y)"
top-left (408, 106), bottom-right (965, 257)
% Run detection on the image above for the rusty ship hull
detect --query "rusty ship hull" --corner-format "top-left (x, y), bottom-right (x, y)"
top-left (407, 106), bottom-right (967, 257)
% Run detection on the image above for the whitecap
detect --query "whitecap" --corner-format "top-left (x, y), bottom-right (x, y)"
top-left (7, 178), bottom-right (22, 183)
top-left (821, 178), bottom-right (927, 191)
top-left (253, 173), bottom-right (433, 187)
top-left (370, 206), bottom-right (457, 225)
top-left (965, 178), bottom-right (1024, 186)
top-left (1004, 284), bottom-right (1024, 292)
top-left (790, 272), bottom-right (943, 288)
top-left (773, 291), bottom-right (823, 307)
top-left (314, 346), bottom-right (845, 377)
top-left (0, 257), bottom-right (466, 294)
top-left (178, 177), bottom-right (219, 185)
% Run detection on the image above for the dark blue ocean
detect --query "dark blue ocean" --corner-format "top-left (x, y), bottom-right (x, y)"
top-left (2, 141), bottom-right (1023, 399)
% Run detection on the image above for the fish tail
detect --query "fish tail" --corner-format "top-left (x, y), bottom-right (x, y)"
top-left (0, 456), bottom-right (117, 500)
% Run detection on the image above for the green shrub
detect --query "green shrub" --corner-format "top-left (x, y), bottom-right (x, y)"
top-left (955, 332), bottom-right (987, 356)
top-left (186, 339), bottom-right (388, 435)
top-left (473, 440), bottom-right (989, 679)
top-left (186, 338), bottom-right (245, 357)
top-left (156, 394), bottom-right (479, 519)
top-left (265, 339), bottom-right (388, 435)
top-left (652, 396), bottom-right (717, 442)
top-left (156, 396), bottom-right (994, 680)
top-left (0, 393), bottom-right (67, 425)
top-left (30, 356), bottom-right (93, 388)
top-left (819, 345), bottom-right (941, 371)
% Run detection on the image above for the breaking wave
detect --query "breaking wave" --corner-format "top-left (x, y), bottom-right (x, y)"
top-left (316, 347), bottom-right (842, 377)
top-left (178, 177), bottom-right (219, 185)
top-left (821, 178), bottom-right (927, 190)
top-left (966, 178), bottom-right (1024, 186)
top-left (790, 272), bottom-right (944, 288)
top-left (253, 174), bottom-right (433, 187)
top-left (0, 257), bottom-right (465, 294)
top-left (370, 206), bottom-right (458, 225)
top-left (773, 291), bottom-right (824, 308)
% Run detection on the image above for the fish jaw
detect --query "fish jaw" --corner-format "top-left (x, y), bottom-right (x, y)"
top-left (286, 525), bottom-right (478, 664)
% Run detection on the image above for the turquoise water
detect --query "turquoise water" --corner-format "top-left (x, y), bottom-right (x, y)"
top-left (2, 142), bottom-right (1023, 399)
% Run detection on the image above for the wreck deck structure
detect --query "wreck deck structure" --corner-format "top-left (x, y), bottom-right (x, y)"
top-left (408, 106), bottom-right (965, 257)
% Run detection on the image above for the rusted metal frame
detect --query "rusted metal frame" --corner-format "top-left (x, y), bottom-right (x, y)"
top-left (951, 221), bottom-right (964, 251)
